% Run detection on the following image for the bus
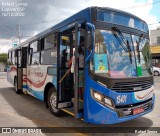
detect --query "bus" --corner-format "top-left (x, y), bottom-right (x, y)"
top-left (7, 7), bottom-right (154, 124)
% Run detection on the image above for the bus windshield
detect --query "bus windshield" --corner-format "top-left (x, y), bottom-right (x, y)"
top-left (90, 29), bottom-right (152, 78)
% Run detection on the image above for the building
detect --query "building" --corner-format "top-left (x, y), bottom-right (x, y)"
top-left (150, 28), bottom-right (160, 67)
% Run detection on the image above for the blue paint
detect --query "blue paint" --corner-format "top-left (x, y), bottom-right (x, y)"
top-left (52, 64), bottom-right (57, 89)
top-left (84, 57), bottom-right (155, 124)
top-left (23, 85), bottom-right (44, 101)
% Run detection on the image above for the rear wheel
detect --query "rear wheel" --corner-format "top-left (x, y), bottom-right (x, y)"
top-left (47, 87), bottom-right (64, 116)
top-left (154, 71), bottom-right (159, 76)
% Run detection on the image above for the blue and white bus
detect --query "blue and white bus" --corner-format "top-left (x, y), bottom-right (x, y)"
top-left (7, 7), bottom-right (154, 124)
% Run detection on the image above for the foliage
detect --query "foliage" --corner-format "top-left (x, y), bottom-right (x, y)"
top-left (0, 53), bottom-right (7, 65)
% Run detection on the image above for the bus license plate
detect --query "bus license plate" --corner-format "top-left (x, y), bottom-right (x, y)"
top-left (133, 107), bottom-right (144, 115)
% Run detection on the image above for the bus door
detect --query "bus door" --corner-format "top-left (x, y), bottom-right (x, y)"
top-left (57, 22), bottom-right (84, 118)
top-left (58, 32), bottom-right (74, 106)
top-left (16, 47), bottom-right (28, 93)
top-left (16, 49), bottom-right (23, 93)
top-left (21, 47), bottom-right (28, 93)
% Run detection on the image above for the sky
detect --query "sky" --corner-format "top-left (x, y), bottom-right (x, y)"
top-left (0, 0), bottom-right (160, 53)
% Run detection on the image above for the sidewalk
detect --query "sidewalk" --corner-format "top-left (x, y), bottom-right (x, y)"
top-left (155, 83), bottom-right (160, 89)
top-left (0, 72), bottom-right (7, 79)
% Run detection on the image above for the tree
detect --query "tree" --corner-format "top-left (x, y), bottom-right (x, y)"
top-left (0, 53), bottom-right (7, 65)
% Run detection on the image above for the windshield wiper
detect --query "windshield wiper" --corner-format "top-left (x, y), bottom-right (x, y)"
top-left (136, 40), bottom-right (140, 63)
top-left (111, 26), bottom-right (132, 64)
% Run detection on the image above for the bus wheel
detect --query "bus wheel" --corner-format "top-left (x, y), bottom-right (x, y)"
top-left (47, 87), bottom-right (63, 116)
top-left (14, 77), bottom-right (21, 94)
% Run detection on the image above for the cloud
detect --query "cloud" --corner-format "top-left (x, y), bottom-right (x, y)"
top-left (0, 0), bottom-right (159, 53)
top-left (0, 0), bottom-right (54, 52)
top-left (42, 0), bottom-right (160, 30)
top-left (0, 39), bottom-right (12, 53)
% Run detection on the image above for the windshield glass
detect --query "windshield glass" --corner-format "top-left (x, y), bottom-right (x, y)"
top-left (90, 29), bottom-right (152, 78)
top-left (132, 35), bottom-right (152, 76)
top-left (97, 9), bottom-right (149, 33)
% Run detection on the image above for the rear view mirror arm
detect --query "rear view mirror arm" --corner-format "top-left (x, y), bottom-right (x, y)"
top-left (85, 23), bottom-right (95, 63)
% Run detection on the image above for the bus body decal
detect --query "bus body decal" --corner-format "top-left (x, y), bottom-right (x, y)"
top-left (23, 85), bottom-right (44, 101)
top-left (133, 86), bottom-right (154, 102)
top-left (26, 73), bottom-right (47, 88)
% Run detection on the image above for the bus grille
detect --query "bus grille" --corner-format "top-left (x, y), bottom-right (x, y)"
top-left (110, 80), bottom-right (153, 92)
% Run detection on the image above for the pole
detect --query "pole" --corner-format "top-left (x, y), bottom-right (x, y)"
top-left (16, 24), bottom-right (21, 44)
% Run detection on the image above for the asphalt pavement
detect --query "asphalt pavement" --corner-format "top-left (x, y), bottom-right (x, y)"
top-left (0, 73), bottom-right (159, 136)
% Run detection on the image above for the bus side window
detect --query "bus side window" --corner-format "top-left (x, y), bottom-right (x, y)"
top-left (15, 50), bottom-right (17, 65)
top-left (41, 33), bottom-right (57, 65)
top-left (29, 41), bottom-right (40, 65)
top-left (60, 35), bottom-right (70, 68)
top-left (10, 51), bottom-right (14, 65)
top-left (8, 52), bottom-right (12, 65)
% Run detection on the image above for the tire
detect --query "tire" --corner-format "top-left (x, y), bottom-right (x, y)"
top-left (47, 87), bottom-right (64, 116)
top-left (154, 71), bottom-right (159, 76)
top-left (14, 77), bottom-right (21, 94)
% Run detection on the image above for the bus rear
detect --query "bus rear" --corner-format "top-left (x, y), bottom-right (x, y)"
top-left (83, 7), bottom-right (154, 124)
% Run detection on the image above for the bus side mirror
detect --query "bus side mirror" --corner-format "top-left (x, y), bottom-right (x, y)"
top-left (86, 31), bottom-right (92, 50)
top-left (85, 23), bottom-right (95, 63)
top-left (86, 23), bottom-right (95, 51)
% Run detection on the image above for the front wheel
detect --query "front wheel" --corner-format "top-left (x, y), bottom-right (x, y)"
top-left (47, 87), bottom-right (64, 116)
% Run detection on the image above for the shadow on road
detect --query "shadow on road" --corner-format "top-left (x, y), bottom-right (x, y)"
top-left (0, 87), bottom-right (154, 135)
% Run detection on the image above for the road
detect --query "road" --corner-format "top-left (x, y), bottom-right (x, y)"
top-left (0, 73), bottom-right (160, 136)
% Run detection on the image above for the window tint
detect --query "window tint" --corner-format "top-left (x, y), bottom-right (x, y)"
top-left (12, 51), bottom-right (15, 65)
top-left (12, 51), bottom-right (15, 58)
top-left (11, 52), bottom-right (12, 58)
top-left (40, 33), bottom-right (57, 65)
top-left (44, 34), bottom-right (56, 49)
top-left (31, 52), bottom-right (40, 65)
top-left (30, 41), bottom-right (38, 52)
top-left (7, 53), bottom-right (12, 65)
top-left (41, 48), bottom-right (57, 64)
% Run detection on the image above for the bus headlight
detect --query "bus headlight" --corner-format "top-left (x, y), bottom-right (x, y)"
top-left (92, 91), bottom-right (103, 102)
top-left (91, 89), bottom-right (114, 109)
top-left (104, 97), bottom-right (113, 107)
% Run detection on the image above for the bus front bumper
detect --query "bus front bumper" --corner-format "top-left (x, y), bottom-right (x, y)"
top-left (84, 94), bottom-right (155, 124)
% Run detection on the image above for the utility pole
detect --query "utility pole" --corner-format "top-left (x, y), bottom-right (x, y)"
top-left (16, 24), bottom-right (21, 44)
top-left (5, 24), bottom-right (21, 45)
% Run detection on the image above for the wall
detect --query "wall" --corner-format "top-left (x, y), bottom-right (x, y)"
top-left (150, 29), bottom-right (160, 46)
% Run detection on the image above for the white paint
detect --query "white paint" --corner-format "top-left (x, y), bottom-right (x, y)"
top-left (117, 95), bottom-right (127, 104)
top-left (134, 85), bottom-right (154, 101)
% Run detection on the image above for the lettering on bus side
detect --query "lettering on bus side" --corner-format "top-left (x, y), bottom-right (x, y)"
top-left (116, 95), bottom-right (127, 104)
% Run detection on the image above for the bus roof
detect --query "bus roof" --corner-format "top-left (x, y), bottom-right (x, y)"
top-left (8, 6), bottom-right (147, 52)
